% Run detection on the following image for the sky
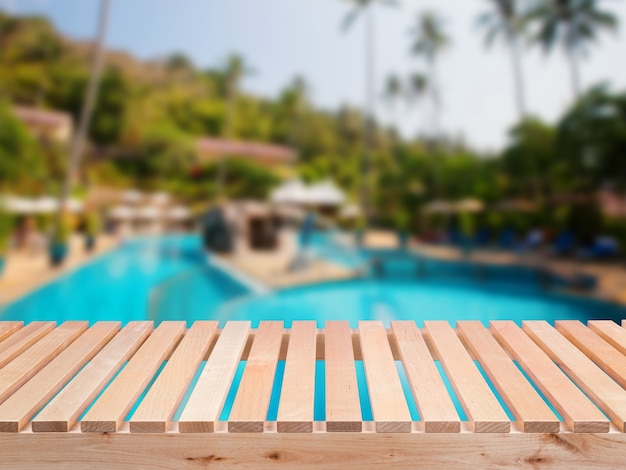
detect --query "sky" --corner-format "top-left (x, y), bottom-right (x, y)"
top-left (3, 0), bottom-right (626, 151)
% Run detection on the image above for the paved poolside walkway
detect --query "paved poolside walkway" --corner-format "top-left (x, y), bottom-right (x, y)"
top-left (0, 235), bottom-right (117, 306)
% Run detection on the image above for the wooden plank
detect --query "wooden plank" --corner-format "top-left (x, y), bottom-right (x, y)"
top-left (0, 322), bottom-right (87, 406)
top-left (228, 321), bottom-right (283, 433)
top-left (492, 321), bottom-right (608, 433)
top-left (358, 321), bottom-right (411, 433)
top-left (8, 431), bottom-right (626, 469)
top-left (81, 322), bottom-right (185, 433)
top-left (0, 322), bottom-right (55, 369)
top-left (31, 321), bottom-right (153, 432)
top-left (589, 320), bottom-right (626, 355)
top-left (391, 321), bottom-right (459, 433)
top-left (325, 321), bottom-right (362, 432)
top-left (129, 321), bottom-right (218, 433)
top-left (457, 321), bottom-right (559, 433)
top-left (557, 321), bottom-right (626, 390)
top-left (0, 322), bottom-right (22, 343)
top-left (277, 321), bottom-right (317, 433)
top-left (179, 321), bottom-right (251, 433)
top-left (524, 320), bottom-right (626, 432)
top-left (0, 322), bottom-right (120, 432)
top-left (424, 321), bottom-right (509, 433)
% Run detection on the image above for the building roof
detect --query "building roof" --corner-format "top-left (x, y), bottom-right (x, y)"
top-left (196, 138), bottom-right (297, 164)
top-left (12, 106), bottom-right (72, 128)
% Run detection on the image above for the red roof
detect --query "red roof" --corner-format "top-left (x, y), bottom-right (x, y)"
top-left (197, 138), bottom-right (296, 163)
top-left (13, 106), bottom-right (72, 127)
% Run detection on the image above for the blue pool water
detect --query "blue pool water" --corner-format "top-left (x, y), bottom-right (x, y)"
top-left (1, 234), bottom-right (624, 327)
top-left (0, 235), bottom-right (249, 325)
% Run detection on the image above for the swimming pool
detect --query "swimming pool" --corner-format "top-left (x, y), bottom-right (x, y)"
top-left (1, 234), bottom-right (623, 326)
top-left (0, 235), bottom-right (249, 325)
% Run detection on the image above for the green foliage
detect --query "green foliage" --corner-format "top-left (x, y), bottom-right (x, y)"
top-left (0, 209), bottom-right (13, 254)
top-left (0, 97), bottom-right (45, 192)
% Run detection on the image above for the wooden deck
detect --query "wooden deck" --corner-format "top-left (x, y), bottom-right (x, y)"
top-left (3, 319), bottom-right (626, 468)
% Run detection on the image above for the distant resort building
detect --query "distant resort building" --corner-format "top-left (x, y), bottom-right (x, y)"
top-left (196, 137), bottom-right (297, 168)
top-left (12, 106), bottom-right (73, 143)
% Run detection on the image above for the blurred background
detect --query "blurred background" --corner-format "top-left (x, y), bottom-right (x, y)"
top-left (1, 0), bottom-right (626, 322)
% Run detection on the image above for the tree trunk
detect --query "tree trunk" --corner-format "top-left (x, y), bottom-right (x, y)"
top-left (508, 31), bottom-right (527, 121)
top-left (59, 0), bottom-right (110, 212)
top-left (362, 4), bottom-right (375, 226)
top-left (564, 23), bottom-right (582, 100)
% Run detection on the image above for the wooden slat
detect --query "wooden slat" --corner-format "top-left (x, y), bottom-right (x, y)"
top-left (0, 322), bottom-right (22, 343)
top-left (457, 321), bottom-right (559, 433)
top-left (589, 320), bottom-right (626, 355)
top-left (524, 320), bottom-right (626, 432)
top-left (359, 321), bottom-right (411, 433)
top-left (557, 321), bottom-right (626, 390)
top-left (277, 321), bottom-right (317, 433)
top-left (0, 322), bottom-right (55, 369)
top-left (391, 321), bottom-right (459, 433)
top-left (228, 321), bottom-right (283, 433)
top-left (424, 321), bottom-right (509, 433)
top-left (81, 322), bottom-right (185, 433)
top-left (0, 322), bottom-right (120, 432)
top-left (31, 321), bottom-right (153, 432)
top-left (129, 321), bottom-right (218, 433)
top-left (179, 321), bottom-right (251, 433)
top-left (0, 322), bottom-right (87, 405)
top-left (492, 321), bottom-right (607, 433)
top-left (325, 321), bottom-right (362, 432)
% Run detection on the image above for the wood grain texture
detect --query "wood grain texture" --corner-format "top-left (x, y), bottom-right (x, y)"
top-left (588, 320), bottom-right (626, 355)
top-left (178, 321), bottom-right (251, 433)
top-left (0, 322), bottom-right (22, 343)
top-left (324, 321), bottom-right (362, 432)
top-left (359, 321), bottom-right (411, 433)
top-left (5, 431), bottom-right (626, 469)
top-left (0, 322), bottom-right (55, 369)
top-left (0, 322), bottom-right (87, 405)
top-left (457, 321), bottom-right (559, 433)
top-left (491, 321), bottom-right (608, 433)
top-left (32, 321), bottom-right (153, 432)
top-left (556, 321), bottom-right (626, 390)
top-left (277, 321), bottom-right (317, 433)
top-left (228, 321), bottom-right (283, 433)
top-left (81, 322), bottom-right (185, 433)
top-left (524, 320), bottom-right (626, 432)
top-left (130, 321), bottom-right (218, 433)
top-left (425, 321), bottom-right (510, 433)
top-left (391, 321), bottom-right (459, 433)
top-left (0, 322), bottom-right (120, 432)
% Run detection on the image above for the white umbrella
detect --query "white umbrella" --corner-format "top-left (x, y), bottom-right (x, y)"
top-left (109, 205), bottom-right (135, 220)
top-left (0, 196), bottom-right (36, 214)
top-left (121, 189), bottom-right (143, 203)
top-left (424, 200), bottom-right (455, 214)
top-left (136, 206), bottom-right (161, 220)
top-left (34, 196), bottom-right (57, 213)
top-left (307, 180), bottom-right (345, 206)
top-left (150, 192), bottom-right (170, 205)
top-left (456, 198), bottom-right (484, 213)
top-left (167, 206), bottom-right (191, 220)
top-left (270, 179), bottom-right (309, 205)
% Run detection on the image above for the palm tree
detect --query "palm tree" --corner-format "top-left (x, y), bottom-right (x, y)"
top-left (409, 11), bottom-right (450, 142)
top-left (282, 75), bottom-right (310, 152)
top-left (476, 0), bottom-right (528, 120)
top-left (341, 0), bottom-right (399, 224)
top-left (382, 73), bottom-right (403, 112)
top-left (59, 0), bottom-right (111, 213)
top-left (526, 0), bottom-right (618, 99)
top-left (216, 53), bottom-right (254, 199)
